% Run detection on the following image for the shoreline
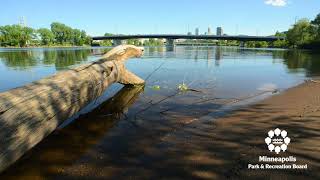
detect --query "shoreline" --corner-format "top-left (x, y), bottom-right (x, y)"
top-left (60, 80), bottom-right (320, 179)
top-left (0, 45), bottom-right (318, 52)
top-left (162, 80), bottom-right (320, 179)
top-left (0, 80), bottom-right (319, 179)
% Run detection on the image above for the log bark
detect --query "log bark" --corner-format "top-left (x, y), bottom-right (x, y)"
top-left (0, 45), bottom-right (145, 173)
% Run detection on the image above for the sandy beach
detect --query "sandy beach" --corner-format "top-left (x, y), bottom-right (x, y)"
top-left (154, 80), bottom-right (320, 179)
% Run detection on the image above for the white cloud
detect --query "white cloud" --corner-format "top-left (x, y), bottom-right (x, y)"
top-left (265, 0), bottom-right (287, 7)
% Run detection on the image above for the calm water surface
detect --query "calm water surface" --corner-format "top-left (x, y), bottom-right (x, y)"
top-left (0, 46), bottom-right (320, 178)
top-left (1, 46), bottom-right (319, 94)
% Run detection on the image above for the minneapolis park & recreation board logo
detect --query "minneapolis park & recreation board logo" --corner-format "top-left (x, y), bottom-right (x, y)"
top-left (265, 128), bottom-right (290, 154)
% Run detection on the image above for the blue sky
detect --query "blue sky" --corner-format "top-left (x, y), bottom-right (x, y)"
top-left (0, 0), bottom-right (319, 36)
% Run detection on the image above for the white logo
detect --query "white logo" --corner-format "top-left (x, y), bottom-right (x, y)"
top-left (265, 128), bottom-right (290, 154)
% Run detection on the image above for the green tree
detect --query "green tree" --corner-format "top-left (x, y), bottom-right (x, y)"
top-left (311, 13), bottom-right (320, 25)
top-left (37, 28), bottom-right (54, 45)
top-left (71, 29), bottom-right (81, 45)
top-left (255, 41), bottom-right (269, 48)
top-left (50, 22), bottom-right (90, 46)
top-left (127, 39), bottom-right (141, 46)
top-left (70, 29), bottom-right (91, 46)
top-left (144, 38), bottom-right (163, 46)
top-left (20, 26), bottom-right (35, 47)
top-left (0, 30), bottom-right (3, 46)
top-left (50, 22), bottom-right (72, 44)
top-left (100, 33), bottom-right (113, 46)
top-left (272, 39), bottom-right (288, 48)
top-left (272, 31), bottom-right (288, 48)
top-left (245, 41), bottom-right (269, 48)
top-left (0, 25), bottom-right (35, 47)
top-left (311, 13), bottom-right (320, 40)
top-left (287, 19), bottom-right (316, 47)
top-left (0, 22), bottom-right (91, 47)
top-left (80, 30), bottom-right (91, 45)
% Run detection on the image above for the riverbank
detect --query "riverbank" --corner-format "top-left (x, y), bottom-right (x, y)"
top-left (161, 79), bottom-right (320, 179)
top-left (58, 80), bottom-right (320, 179)
top-left (2, 80), bottom-right (319, 180)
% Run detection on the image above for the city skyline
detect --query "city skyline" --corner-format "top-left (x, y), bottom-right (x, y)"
top-left (188, 27), bottom-right (224, 36)
top-left (0, 0), bottom-right (319, 36)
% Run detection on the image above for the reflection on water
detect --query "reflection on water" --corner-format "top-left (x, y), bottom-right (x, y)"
top-left (42, 49), bottom-right (91, 70)
top-left (0, 46), bottom-right (320, 178)
top-left (0, 51), bottom-right (38, 70)
top-left (0, 48), bottom-right (92, 70)
top-left (0, 46), bottom-right (320, 110)
top-left (0, 48), bottom-right (107, 92)
top-left (0, 46), bottom-right (319, 78)
top-left (282, 50), bottom-right (320, 77)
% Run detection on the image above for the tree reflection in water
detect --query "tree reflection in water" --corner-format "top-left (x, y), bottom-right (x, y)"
top-left (0, 48), bottom-right (92, 70)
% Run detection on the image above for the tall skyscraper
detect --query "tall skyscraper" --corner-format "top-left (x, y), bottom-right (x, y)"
top-left (217, 27), bottom-right (223, 36)
top-left (208, 27), bottom-right (212, 35)
top-left (195, 28), bottom-right (199, 36)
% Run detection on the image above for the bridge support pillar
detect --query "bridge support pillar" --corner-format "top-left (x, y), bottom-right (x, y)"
top-left (113, 39), bottom-right (127, 46)
top-left (239, 41), bottom-right (245, 47)
top-left (166, 38), bottom-right (175, 51)
top-left (166, 38), bottom-right (175, 47)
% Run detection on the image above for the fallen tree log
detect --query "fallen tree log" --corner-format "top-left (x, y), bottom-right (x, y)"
top-left (0, 45), bottom-right (145, 173)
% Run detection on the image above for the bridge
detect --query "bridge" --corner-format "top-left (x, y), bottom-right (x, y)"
top-left (92, 34), bottom-right (285, 46)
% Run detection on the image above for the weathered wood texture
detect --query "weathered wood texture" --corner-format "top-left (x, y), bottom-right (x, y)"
top-left (0, 45), bottom-right (145, 173)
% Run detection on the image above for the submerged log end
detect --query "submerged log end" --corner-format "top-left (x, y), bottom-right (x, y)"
top-left (119, 69), bottom-right (145, 85)
top-left (107, 45), bottom-right (146, 85)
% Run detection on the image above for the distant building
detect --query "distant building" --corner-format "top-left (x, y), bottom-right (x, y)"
top-left (19, 16), bottom-right (26, 27)
top-left (195, 28), bottom-right (199, 36)
top-left (208, 27), bottom-right (212, 35)
top-left (217, 27), bottom-right (223, 36)
top-left (187, 32), bottom-right (192, 35)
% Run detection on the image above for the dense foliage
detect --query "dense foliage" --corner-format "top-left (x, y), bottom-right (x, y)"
top-left (98, 33), bottom-right (161, 47)
top-left (142, 39), bottom-right (163, 46)
top-left (0, 25), bottom-right (35, 47)
top-left (287, 19), bottom-right (316, 47)
top-left (99, 33), bottom-right (113, 46)
top-left (0, 22), bottom-right (91, 47)
top-left (37, 28), bottom-right (54, 45)
top-left (285, 14), bottom-right (320, 49)
top-left (50, 22), bottom-right (91, 46)
top-left (242, 13), bottom-right (320, 49)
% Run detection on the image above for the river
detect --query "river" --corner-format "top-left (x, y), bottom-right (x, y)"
top-left (0, 46), bottom-right (319, 179)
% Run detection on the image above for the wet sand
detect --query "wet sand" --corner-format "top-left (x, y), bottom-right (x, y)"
top-left (1, 81), bottom-right (320, 179)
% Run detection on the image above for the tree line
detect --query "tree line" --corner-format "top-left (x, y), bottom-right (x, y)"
top-left (244, 13), bottom-right (320, 49)
top-left (0, 22), bottom-right (92, 47)
top-left (98, 33), bottom-right (164, 47)
top-left (285, 13), bottom-right (320, 49)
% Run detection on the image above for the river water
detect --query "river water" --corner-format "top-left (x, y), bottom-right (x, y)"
top-left (0, 46), bottom-right (319, 178)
